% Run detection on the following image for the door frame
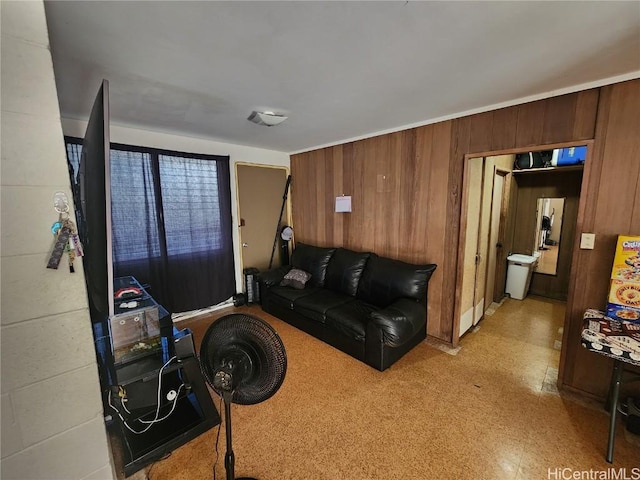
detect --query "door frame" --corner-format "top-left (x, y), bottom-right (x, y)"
top-left (452, 139), bottom-right (594, 348)
top-left (234, 162), bottom-right (291, 277)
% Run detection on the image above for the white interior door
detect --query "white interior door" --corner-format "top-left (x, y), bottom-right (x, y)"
top-left (459, 157), bottom-right (484, 337)
top-left (484, 169), bottom-right (507, 316)
top-left (474, 160), bottom-right (495, 325)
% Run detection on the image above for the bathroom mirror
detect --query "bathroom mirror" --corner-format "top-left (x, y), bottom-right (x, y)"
top-left (533, 197), bottom-right (565, 275)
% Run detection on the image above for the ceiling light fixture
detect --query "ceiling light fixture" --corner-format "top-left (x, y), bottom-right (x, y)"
top-left (247, 110), bottom-right (288, 127)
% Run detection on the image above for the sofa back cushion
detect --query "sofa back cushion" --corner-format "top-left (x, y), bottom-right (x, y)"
top-left (291, 243), bottom-right (336, 287)
top-left (356, 255), bottom-right (437, 307)
top-left (324, 248), bottom-right (371, 297)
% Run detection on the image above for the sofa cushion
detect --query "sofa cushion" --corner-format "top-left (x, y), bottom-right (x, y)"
top-left (280, 268), bottom-right (312, 289)
top-left (291, 243), bottom-right (336, 288)
top-left (324, 248), bottom-right (371, 297)
top-left (258, 265), bottom-right (292, 287)
top-left (325, 301), bottom-right (375, 342)
top-left (369, 298), bottom-right (426, 347)
top-left (294, 290), bottom-right (354, 324)
top-left (356, 255), bottom-right (437, 308)
top-left (267, 285), bottom-right (319, 310)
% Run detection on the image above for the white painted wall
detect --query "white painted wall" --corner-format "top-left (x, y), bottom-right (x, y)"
top-left (62, 119), bottom-right (290, 299)
top-left (1, 2), bottom-right (114, 479)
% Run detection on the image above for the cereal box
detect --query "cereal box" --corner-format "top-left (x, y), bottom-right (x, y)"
top-left (611, 235), bottom-right (640, 281)
top-left (606, 303), bottom-right (640, 323)
top-left (609, 279), bottom-right (640, 307)
top-left (608, 278), bottom-right (640, 323)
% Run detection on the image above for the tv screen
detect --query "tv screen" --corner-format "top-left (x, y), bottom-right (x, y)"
top-left (75, 80), bottom-right (114, 320)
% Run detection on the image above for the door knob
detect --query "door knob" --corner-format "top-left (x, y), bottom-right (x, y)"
top-left (242, 242), bottom-right (248, 247)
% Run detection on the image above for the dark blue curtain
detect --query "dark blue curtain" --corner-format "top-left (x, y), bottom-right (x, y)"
top-left (66, 138), bottom-right (235, 313)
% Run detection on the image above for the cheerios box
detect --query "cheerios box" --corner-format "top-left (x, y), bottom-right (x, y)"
top-left (611, 235), bottom-right (640, 281)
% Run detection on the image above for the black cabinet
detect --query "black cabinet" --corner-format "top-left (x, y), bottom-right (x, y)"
top-left (94, 277), bottom-right (220, 477)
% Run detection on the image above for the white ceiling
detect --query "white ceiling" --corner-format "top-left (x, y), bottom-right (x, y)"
top-left (44, 1), bottom-right (640, 154)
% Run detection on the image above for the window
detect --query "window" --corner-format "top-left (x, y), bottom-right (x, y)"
top-left (158, 154), bottom-right (223, 256)
top-left (109, 148), bottom-right (161, 262)
top-left (65, 138), bottom-right (235, 312)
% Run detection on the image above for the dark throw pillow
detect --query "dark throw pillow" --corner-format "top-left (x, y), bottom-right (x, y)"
top-left (280, 268), bottom-right (312, 290)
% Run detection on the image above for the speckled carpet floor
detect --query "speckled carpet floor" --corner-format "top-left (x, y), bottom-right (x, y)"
top-left (139, 296), bottom-right (638, 480)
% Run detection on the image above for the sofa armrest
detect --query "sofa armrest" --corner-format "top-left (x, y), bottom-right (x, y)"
top-left (258, 266), bottom-right (292, 287)
top-left (368, 298), bottom-right (426, 348)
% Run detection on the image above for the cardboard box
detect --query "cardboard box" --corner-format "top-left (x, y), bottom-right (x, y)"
top-left (606, 237), bottom-right (640, 324)
top-left (609, 279), bottom-right (640, 307)
top-left (611, 235), bottom-right (640, 281)
top-left (606, 303), bottom-right (640, 324)
top-left (557, 146), bottom-right (587, 166)
top-left (585, 310), bottom-right (640, 351)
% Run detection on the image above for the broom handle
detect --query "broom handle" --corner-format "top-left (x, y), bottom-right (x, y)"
top-left (268, 175), bottom-right (292, 270)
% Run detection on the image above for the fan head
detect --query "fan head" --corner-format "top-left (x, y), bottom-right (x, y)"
top-left (199, 313), bottom-right (287, 405)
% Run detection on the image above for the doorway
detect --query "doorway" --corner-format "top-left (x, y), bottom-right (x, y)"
top-left (459, 155), bottom-right (512, 337)
top-left (456, 144), bottom-right (589, 358)
top-left (236, 164), bottom-right (290, 273)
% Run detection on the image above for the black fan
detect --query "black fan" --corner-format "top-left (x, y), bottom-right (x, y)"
top-left (200, 313), bottom-right (287, 480)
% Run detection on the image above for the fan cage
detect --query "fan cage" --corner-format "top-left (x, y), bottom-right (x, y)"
top-left (200, 313), bottom-right (287, 405)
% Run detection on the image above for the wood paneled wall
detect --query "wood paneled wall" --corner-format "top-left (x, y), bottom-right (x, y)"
top-left (291, 124), bottom-right (452, 336)
top-left (511, 170), bottom-right (583, 300)
top-left (560, 80), bottom-right (640, 397)
top-left (291, 79), bottom-right (640, 398)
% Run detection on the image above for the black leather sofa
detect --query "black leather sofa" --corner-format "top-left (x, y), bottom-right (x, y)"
top-left (258, 243), bottom-right (437, 371)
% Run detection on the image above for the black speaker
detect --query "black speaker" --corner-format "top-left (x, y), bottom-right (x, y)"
top-left (243, 268), bottom-right (260, 304)
top-left (174, 331), bottom-right (195, 359)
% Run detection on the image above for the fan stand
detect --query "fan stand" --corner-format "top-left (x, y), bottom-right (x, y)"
top-left (200, 314), bottom-right (287, 480)
top-left (221, 389), bottom-right (257, 480)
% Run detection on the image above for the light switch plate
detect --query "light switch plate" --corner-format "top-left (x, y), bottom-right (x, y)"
top-left (580, 233), bottom-right (596, 249)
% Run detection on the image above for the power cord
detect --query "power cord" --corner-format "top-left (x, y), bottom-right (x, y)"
top-left (146, 452), bottom-right (171, 480)
top-left (213, 395), bottom-right (224, 480)
top-left (138, 384), bottom-right (184, 424)
top-left (108, 356), bottom-right (183, 435)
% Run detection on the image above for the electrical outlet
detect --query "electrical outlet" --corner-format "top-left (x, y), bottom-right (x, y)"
top-left (580, 233), bottom-right (596, 249)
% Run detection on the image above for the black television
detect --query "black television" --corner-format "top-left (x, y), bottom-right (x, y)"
top-left (68, 80), bottom-right (221, 477)
top-left (74, 79), bottom-right (115, 320)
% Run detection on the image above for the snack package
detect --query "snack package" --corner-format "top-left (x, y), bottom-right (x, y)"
top-left (583, 309), bottom-right (640, 352)
top-left (606, 303), bottom-right (640, 323)
top-left (611, 235), bottom-right (640, 281)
